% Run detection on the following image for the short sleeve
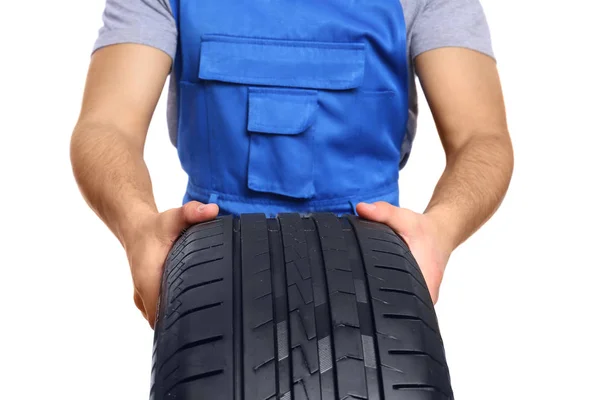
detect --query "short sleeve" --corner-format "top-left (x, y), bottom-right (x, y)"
top-left (410, 0), bottom-right (494, 60)
top-left (93, 0), bottom-right (178, 60)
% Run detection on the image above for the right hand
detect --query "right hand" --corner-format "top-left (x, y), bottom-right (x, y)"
top-left (124, 201), bottom-right (219, 328)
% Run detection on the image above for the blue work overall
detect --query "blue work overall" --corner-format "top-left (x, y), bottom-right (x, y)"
top-left (169, 0), bottom-right (410, 216)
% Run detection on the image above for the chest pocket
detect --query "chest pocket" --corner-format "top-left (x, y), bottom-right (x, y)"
top-left (198, 35), bottom-right (366, 199)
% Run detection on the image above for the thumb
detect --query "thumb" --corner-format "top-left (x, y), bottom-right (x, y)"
top-left (161, 201), bottom-right (220, 239)
top-left (180, 201), bottom-right (220, 225)
top-left (356, 201), bottom-right (398, 225)
top-left (356, 201), bottom-right (416, 239)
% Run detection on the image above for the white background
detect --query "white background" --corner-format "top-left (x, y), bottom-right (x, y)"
top-left (0, 1), bottom-right (598, 399)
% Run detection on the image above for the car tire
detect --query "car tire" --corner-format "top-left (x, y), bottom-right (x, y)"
top-left (150, 213), bottom-right (453, 399)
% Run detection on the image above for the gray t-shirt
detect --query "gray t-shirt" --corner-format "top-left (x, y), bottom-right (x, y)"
top-left (94, 0), bottom-right (494, 166)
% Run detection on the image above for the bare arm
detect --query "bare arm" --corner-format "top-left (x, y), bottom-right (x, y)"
top-left (70, 44), bottom-right (170, 247)
top-left (358, 47), bottom-right (513, 302)
top-left (416, 48), bottom-right (514, 250)
top-left (70, 44), bottom-right (218, 326)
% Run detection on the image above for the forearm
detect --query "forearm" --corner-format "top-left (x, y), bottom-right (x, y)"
top-left (424, 132), bottom-right (514, 251)
top-left (70, 121), bottom-right (157, 247)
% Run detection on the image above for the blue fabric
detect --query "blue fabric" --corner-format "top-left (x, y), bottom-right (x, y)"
top-left (248, 88), bottom-right (318, 199)
top-left (200, 36), bottom-right (366, 90)
top-left (247, 88), bottom-right (318, 135)
top-left (171, 0), bottom-right (410, 217)
top-left (208, 193), bottom-right (218, 205)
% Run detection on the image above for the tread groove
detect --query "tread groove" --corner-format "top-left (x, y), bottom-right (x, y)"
top-left (373, 264), bottom-right (428, 291)
top-left (388, 350), bottom-right (445, 368)
top-left (276, 217), bottom-right (294, 400)
top-left (253, 318), bottom-right (274, 330)
top-left (379, 287), bottom-right (433, 311)
top-left (361, 227), bottom-right (399, 240)
top-left (172, 278), bottom-right (224, 302)
top-left (312, 215), bottom-right (340, 400)
top-left (253, 357), bottom-right (276, 371)
top-left (268, 221), bottom-right (279, 398)
top-left (166, 302), bottom-right (223, 330)
top-left (380, 363), bottom-right (403, 373)
top-left (280, 214), bottom-right (321, 400)
top-left (165, 370), bottom-right (224, 395)
top-left (233, 218), bottom-right (243, 400)
top-left (371, 249), bottom-right (420, 273)
top-left (241, 214), bottom-right (276, 400)
top-left (157, 335), bottom-right (224, 374)
top-left (303, 217), bottom-right (334, 399)
top-left (366, 236), bottom-right (405, 247)
top-left (382, 314), bottom-right (439, 337)
top-left (180, 231), bottom-right (225, 248)
top-left (392, 383), bottom-right (450, 397)
top-left (347, 217), bottom-right (384, 400)
top-left (168, 255), bottom-right (225, 283)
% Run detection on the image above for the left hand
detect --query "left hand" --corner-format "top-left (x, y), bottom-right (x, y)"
top-left (356, 202), bottom-right (454, 304)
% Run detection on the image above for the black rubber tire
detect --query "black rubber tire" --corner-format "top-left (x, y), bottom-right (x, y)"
top-left (150, 213), bottom-right (453, 400)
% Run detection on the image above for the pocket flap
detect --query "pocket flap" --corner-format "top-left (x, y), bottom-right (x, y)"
top-left (248, 88), bottom-right (318, 135)
top-left (199, 35), bottom-right (365, 90)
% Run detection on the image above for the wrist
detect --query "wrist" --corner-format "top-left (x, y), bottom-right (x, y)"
top-left (117, 206), bottom-right (159, 251)
top-left (423, 206), bottom-right (462, 254)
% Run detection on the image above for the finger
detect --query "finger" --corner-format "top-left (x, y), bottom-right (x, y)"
top-left (134, 292), bottom-right (144, 312)
top-left (139, 293), bottom-right (156, 329)
top-left (134, 292), bottom-right (148, 320)
top-left (146, 300), bottom-right (157, 329)
top-left (141, 278), bottom-right (161, 330)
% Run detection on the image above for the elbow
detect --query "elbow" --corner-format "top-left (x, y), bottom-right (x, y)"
top-left (447, 129), bottom-right (514, 179)
top-left (70, 123), bottom-right (86, 178)
top-left (493, 129), bottom-right (514, 178)
top-left (70, 120), bottom-right (143, 171)
top-left (504, 132), bottom-right (515, 178)
top-left (70, 122), bottom-right (97, 190)
top-left (70, 121), bottom-right (98, 179)
top-left (69, 120), bottom-right (110, 183)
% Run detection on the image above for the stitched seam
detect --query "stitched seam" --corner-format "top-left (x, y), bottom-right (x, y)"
top-left (247, 180), bottom-right (314, 198)
top-left (201, 35), bottom-right (366, 50)
top-left (249, 89), bottom-right (318, 97)
top-left (248, 124), bottom-right (307, 134)
top-left (201, 72), bottom-right (359, 87)
top-left (248, 89), bottom-right (317, 134)
top-left (188, 180), bottom-right (398, 205)
top-left (179, 81), bottom-right (393, 96)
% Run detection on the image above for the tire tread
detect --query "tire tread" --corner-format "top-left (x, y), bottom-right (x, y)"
top-left (151, 214), bottom-right (453, 400)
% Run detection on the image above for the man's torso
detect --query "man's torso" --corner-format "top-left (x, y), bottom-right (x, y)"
top-left (94, 0), bottom-right (493, 214)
